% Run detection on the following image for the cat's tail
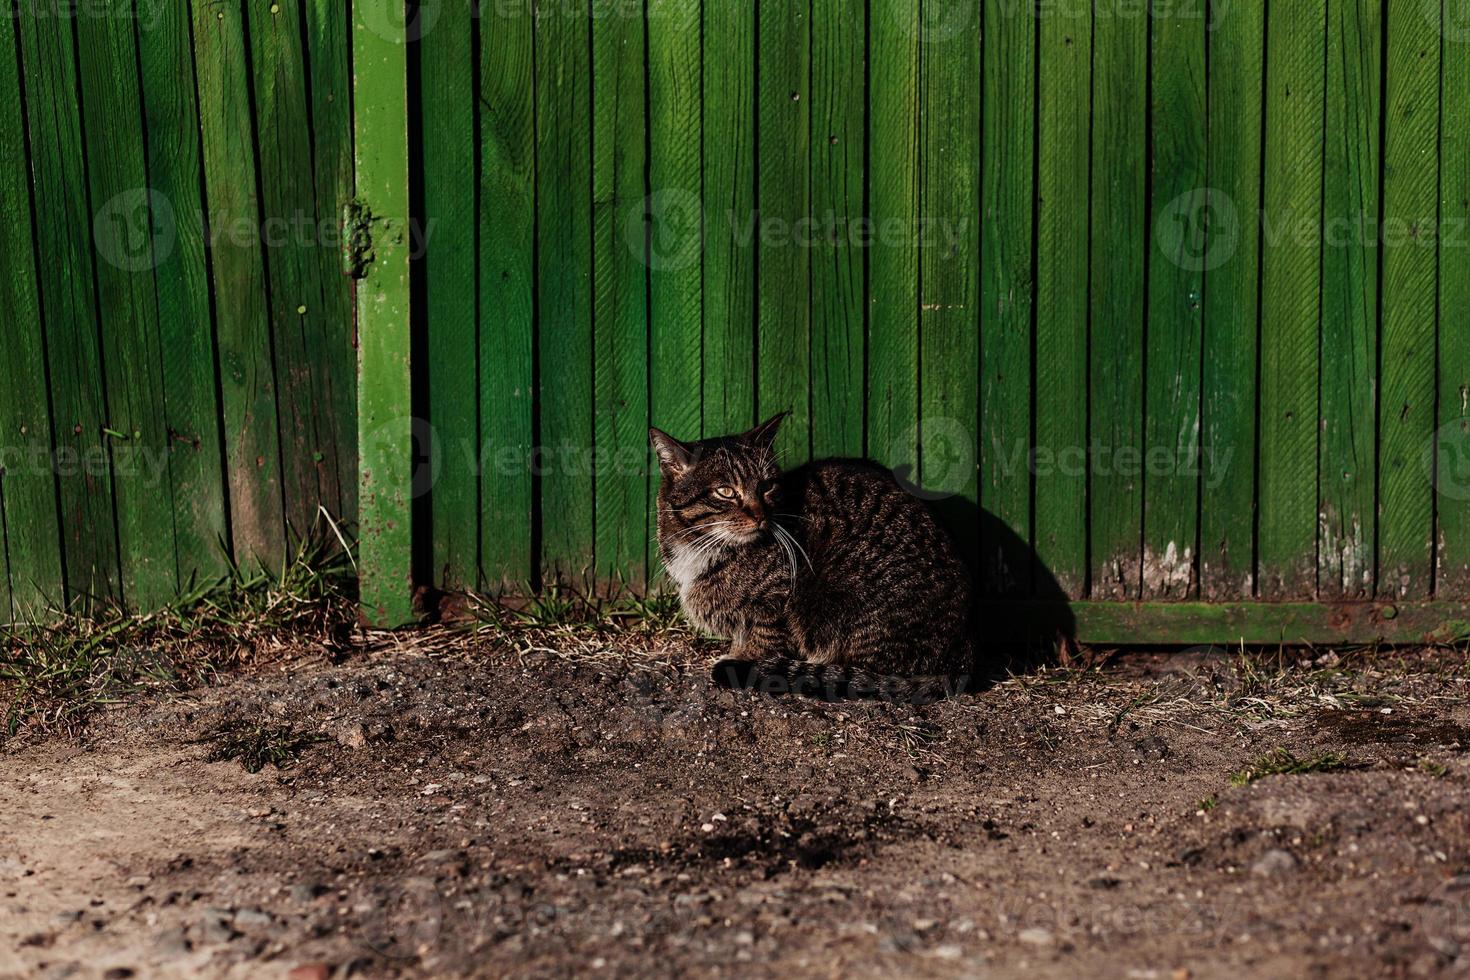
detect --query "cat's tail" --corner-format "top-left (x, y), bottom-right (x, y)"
top-left (710, 657), bottom-right (973, 706)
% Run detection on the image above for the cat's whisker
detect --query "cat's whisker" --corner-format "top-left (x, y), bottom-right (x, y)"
top-left (776, 524), bottom-right (814, 572)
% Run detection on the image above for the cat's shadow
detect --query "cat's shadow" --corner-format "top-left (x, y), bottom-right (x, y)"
top-left (907, 477), bottom-right (1077, 689)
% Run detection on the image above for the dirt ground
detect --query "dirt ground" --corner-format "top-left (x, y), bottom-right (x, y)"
top-left (3, 631), bottom-right (1470, 979)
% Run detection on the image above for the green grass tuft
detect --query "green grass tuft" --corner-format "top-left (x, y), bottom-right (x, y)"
top-left (1229, 747), bottom-right (1351, 787)
top-left (202, 722), bottom-right (326, 774)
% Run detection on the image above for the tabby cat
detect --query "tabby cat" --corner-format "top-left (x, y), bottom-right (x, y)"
top-left (650, 413), bottom-right (977, 704)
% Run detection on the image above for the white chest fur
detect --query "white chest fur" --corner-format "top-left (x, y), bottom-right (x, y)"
top-left (664, 541), bottom-right (721, 598)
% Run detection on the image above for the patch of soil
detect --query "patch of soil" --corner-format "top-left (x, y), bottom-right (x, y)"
top-left (2, 638), bottom-right (1469, 978)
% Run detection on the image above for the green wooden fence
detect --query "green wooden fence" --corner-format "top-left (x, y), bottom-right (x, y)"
top-left (4, 0), bottom-right (1470, 643)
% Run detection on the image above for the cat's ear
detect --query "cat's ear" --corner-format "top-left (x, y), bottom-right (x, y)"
top-left (649, 427), bottom-right (695, 476)
top-left (740, 411), bottom-right (790, 450)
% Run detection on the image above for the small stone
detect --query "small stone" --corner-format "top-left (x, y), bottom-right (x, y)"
top-left (124, 875), bottom-right (151, 890)
top-left (153, 927), bottom-right (191, 956)
top-left (287, 966), bottom-right (331, 980)
top-left (1018, 928), bottom-right (1055, 947)
top-left (1251, 849), bottom-right (1299, 876)
top-left (233, 908), bottom-right (272, 929)
top-left (931, 945), bottom-right (964, 959)
top-left (102, 970), bottom-right (136, 980)
top-left (335, 723), bottom-right (368, 749)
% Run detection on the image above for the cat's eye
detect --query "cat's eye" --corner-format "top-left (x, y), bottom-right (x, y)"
top-left (712, 485), bottom-right (737, 500)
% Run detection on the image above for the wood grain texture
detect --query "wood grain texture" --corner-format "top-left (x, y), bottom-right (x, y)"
top-left (648, 0), bottom-right (703, 581)
top-left (0, 7), bottom-right (63, 618)
top-left (191, 0), bottom-right (284, 570)
top-left (701, 0), bottom-right (756, 438)
top-left (1258, 0), bottom-right (1325, 600)
top-left (809, 0), bottom-right (865, 460)
top-left (138, 0), bottom-right (231, 593)
top-left (1143, 0), bottom-right (1205, 600)
top-left (756, 0), bottom-right (811, 462)
top-left (1377, 1), bottom-right (1440, 601)
top-left (535, 2), bottom-right (595, 584)
top-left (480, 0), bottom-right (536, 590)
top-left (1034, 1), bottom-right (1090, 599)
top-left (1439, 12), bottom-right (1470, 595)
top-left (1089, 0), bottom-right (1148, 600)
top-left (77, 2), bottom-right (177, 611)
top-left (592, 0), bottom-right (649, 589)
top-left (867, 0), bottom-right (920, 490)
top-left (1200, 0), bottom-right (1263, 601)
top-left (18, 1), bottom-right (122, 607)
top-left (979, 0), bottom-right (1035, 598)
top-left (918, 0), bottom-right (980, 564)
top-left (1318, 0), bottom-right (1380, 599)
top-left (423, 0), bottom-right (478, 588)
top-left (247, 0), bottom-right (351, 542)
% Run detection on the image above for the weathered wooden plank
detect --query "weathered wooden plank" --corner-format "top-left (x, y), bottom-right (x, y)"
top-left (1033, 1), bottom-right (1090, 599)
top-left (592, 1), bottom-right (649, 589)
top-left (77, 0), bottom-right (178, 610)
top-left (480, 0), bottom-right (536, 591)
top-left (979, 0), bottom-right (1035, 598)
top-left (303, 0), bottom-right (358, 527)
top-left (1089, 0), bottom-right (1147, 600)
top-left (18, 1), bottom-right (121, 607)
top-left (1200, 0), bottom-right (1263, 601)
top-left (138, 0), bottom-right (231, 593)
top-left (1377, 1), bottom-right (1440, 601)
top-left (701, 0), bottom-right (756, 438)
top-left (535, 2), bottom-right (595, 584)
top-left (867, 0), bottom-right (920, 488)
top-left (1143, 0), bottom-right (1205, 600)
top-left (0, 7), bottom-right (63, 617)
top-left (247, 0), bottom-right (352, 541)
top-left (809, 0), bottom-right (865, 460)
top-left (757, 0), bottom-right (811, 462)
top-left (979, 600), bottom-right (1470, 647)
top-left (1318, 0), bottom-right (1380, 600)
top-left (1258, 0), bottom-right (1325, 599)
top-left (918, 0), bottom-right (980, 562)
top-left (190, 0), bottom-right (284, 569)
top-left (423, 0), bottom-right (478, 588)
top-left (648, 0), bottom-right (703, 580)
top-left (1439, 14), bottom-right (1470, 597)
top-left (353, 0), bottom-right (414, 625)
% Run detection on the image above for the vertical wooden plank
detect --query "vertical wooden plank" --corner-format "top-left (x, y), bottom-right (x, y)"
top-left (592, 0), bottom-right (649, 589)
top-left (1439, 11), bottom-right (1470, 596)
top-left (18, 1), bottom-right (122, 607)
top-left (139, 0), bottom-right (232, 592)
top-left (1200, 0), bottom-right (1263, 601)
top-left (868, 0), bottom-right (920, 483)
top-left (248, 0), bottom-right (353, 540)
top-left (354, 0), bottom-right (414, 624)
top-left (536, 1), bottom-right (595, 584)
top-left (757, 0), bottom-right (811, 461)
top-left (423, 0), bottom-right (478, 588)
top-left (77, 1), bottom-right (177, 610)
top-left (648, 0), bottom-right (703, 574)
top-left (1258, 0), bottom-right (1325, 600)
top-left (304, 0), bottom-right (358, 526)
top-left (1318, 0), bottom-right (1380, 599)
top-left (1034, 0), bottom-right (1090, 599)
top-left (0, 6), bottom-right (64, 616)
top-left (480, 0), bottom-right (535, 590)
top-left (191, 0), bottom-right (285, 569)
top-left (1089, 0), bottom-right (1148, 600)
top-left (810, 0), bottom-right (865, 459)
top-left (701, 0), bottom-right (755, 438)
top-left (980, 0), bottom-right (1035, 597)
top-left (1143, 0), bottom-right (1205, 600)
top-left (1378, 0), bottom-right (1440, 601)
top-left (918, 0), bottom-right (980, 559)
